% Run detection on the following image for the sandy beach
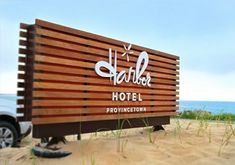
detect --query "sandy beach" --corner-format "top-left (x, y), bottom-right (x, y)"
top-left (0, 119), bottom-right (234, 165)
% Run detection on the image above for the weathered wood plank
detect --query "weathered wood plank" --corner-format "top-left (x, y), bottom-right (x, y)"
top-left (34, 37), bottom-right (179, 70)
top-left (32, 106), bottom-right (178, 116)
top-left (20, 23), bottom-right (29, 30)
top-left (32, 99), bottom-right (178, 107)
top-left (33, 82), bottom-right (178, 95)
top-left (32, 111), bottom-right (177, 124)
top-left (35, 45), bottom-right (179, 75)
top-left (34, 54), bottom-right (178, 80)
top-left (32, 91), bottom-right (179, 100)
top-left (33, 72), bottom-right (179, 90)
top-left (35, 28), bottom-right (179, 65)
top-left (35, 19), bottom-right (179, 60)
top-left (33, 63), bottom-right (179, 85)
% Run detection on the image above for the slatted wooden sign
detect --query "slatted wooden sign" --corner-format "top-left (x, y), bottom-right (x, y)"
top-left (17, 19), bottom-right (179, 138)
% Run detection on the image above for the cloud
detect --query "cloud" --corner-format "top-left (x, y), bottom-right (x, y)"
top-left (0, 71), bottom-right (17, 94)
top-left (180, 69), bottom-right (235, 101)
top-left (0, 17), bottom-right (18, 73)
top-left (0, 18), bottom-right (18, 94)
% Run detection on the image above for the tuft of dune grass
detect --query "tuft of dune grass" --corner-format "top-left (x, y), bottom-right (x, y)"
top-left (172, 110), bottom-right (235, 121)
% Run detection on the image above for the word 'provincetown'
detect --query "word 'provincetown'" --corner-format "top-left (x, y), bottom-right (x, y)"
top-left (106, 107), bottom-right (147, 113)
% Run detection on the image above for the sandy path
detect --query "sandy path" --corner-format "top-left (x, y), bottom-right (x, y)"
top-left (0, 119), bottom-right (234, 165)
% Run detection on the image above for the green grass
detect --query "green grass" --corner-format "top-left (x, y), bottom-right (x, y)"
top-left (112, 118), bottom-right (131, 152)
top-left (173, 118), bottom-right (182, 143)
top-left (30, 147), bottom-right (37, 165)
top-left (142, 118), bottom-right (156, 144)
top-left (218, 119), bottom-right (235, 156)
top-left (173, 110), bottom-right (235, 121)
top-left (90, 154), bottom-right (96, 165)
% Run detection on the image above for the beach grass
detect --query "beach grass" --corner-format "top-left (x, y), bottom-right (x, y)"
top-left (173, 119), bottom-right (182, 143)
top-left (173, 110), bottom-right (235, 121)
top-left (218, 118), bottom-right (235, 156)
top-left (175, 110), bottom-right (235, 156)
top-left (208, 126), bottom-right (212, 143)
top-left (142, 118), bottom-right (156, 144)
top-left (30, 147), bottom-right (37, 165)
top-left (90, 154), bottom-right (96, 165)
top-left (112, 118), bottom-right (131, 152)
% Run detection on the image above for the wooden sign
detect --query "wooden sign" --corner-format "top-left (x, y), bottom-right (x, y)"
top-left (17, 19), bottom-right (179, 138)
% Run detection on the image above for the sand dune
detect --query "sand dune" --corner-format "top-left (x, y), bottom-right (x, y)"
top-left (0, 119), bottom-right (235, 165)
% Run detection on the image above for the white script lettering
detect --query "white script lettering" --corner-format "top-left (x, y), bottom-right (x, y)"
top-left (95, 48), bottom-right (151, 87)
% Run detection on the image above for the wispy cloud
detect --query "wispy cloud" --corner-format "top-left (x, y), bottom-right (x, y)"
top-left (0, 0), bottom-right (235, 101)
top-left (180, 70), bottom-right (235, 101)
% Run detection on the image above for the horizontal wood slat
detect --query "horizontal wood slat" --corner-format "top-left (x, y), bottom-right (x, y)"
top-left (35, 45), bottom-right (179, 75)
top-left (34, 54), bottom-right (178, 80)
top-left (34, 63), bottom-right (179, 85)
top-left (33, 63), bottom-right (179, 85)
top-left (35, 19), bottom-right (179, 60)
top-left (33, 91), bottom-right (179, 100)
top-left (35, 28), bottom-right (178, 65)
top-left (17, 91), bottom-right (25, 97)
top-left (20, 23), bottom-right (29, 30)
top-left (34, 37), bottom-right (179, 70)
top-left (18, 56), bottom-right (26, 63)
top-left (19, 48), bottom-right (33, 55)
top-left (32, 100), bottom-right (178, 107)
top-left (18, 74), bottom-right (25, 80)
top-left (32, 106), bottom-right (178, 116)
top-left (17, 116), bottom-right (25, 122)
top-left (17, 108), bottom-right (25, 113)
top-left (32, 111), bottom-right (177, 125)
top-left (19, 39), bottom-right (27, 46)
top-left (33, 72), bottom-right (179, 90)
top-left (33, 82), bottom-right (178, 95)
top-left (20, 31), bottom-right (27, 38)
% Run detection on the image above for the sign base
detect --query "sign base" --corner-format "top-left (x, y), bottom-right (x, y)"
top-left (33, 116), bottom-right (170, 138)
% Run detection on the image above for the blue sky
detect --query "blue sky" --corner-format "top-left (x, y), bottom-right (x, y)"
top-left (0, 0), bottom-right (235, 101)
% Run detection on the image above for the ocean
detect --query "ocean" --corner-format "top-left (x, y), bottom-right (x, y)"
top-left (180, 100), bottom-right (235, 114)
top-left (0, 94), bottom-right (234, 114)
